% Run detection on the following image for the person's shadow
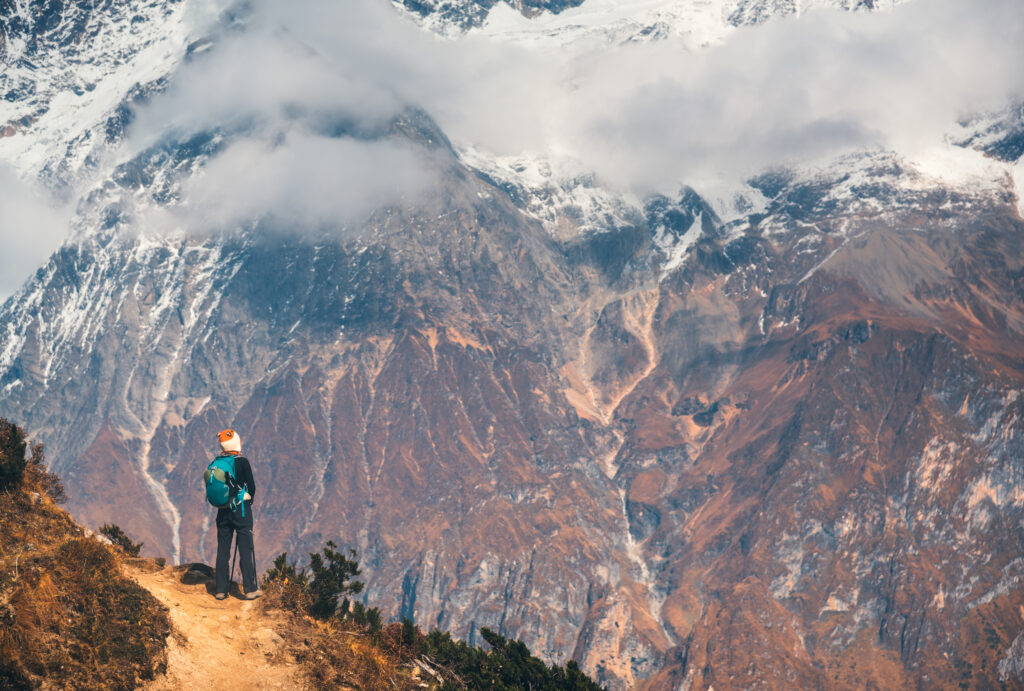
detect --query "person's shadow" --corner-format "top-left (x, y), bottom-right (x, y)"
top-left (180, 563), bottom-right (246, 599)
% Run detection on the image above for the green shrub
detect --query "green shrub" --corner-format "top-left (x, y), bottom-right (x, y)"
top-left (421, 627), bottom-right (604, 690)
top-left (0, 420), bottom-right (64, 503)
top-left (308, 540), bottom-right (364, 619)
top-left (0, 418), bottom-right (28, 490)
top-left (263, 542), bottom-right (370, 623)
top-left (264, 551), bottom-right (307, 584)
top-left (262, 540), bottom-right (603, 689)
top-left (262, 552), bottom-right (312, 614)
top-left (348, 600), bottom-right (383, 637)
top-left (99, 524), bottom-right (143, 557)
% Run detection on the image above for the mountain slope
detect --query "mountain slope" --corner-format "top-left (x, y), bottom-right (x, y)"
top-left (0, 425), bottom-right (602, 690)
top-left (0, 424), bottom-right (171, 689)
top-left (4, 135), bottom-right (1022, 689)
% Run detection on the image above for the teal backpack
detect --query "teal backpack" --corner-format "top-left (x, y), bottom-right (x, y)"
top-left (204, 455), bottom-right (248, 516)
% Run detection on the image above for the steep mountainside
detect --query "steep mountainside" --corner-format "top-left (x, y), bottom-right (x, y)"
top-left (0, 423), bottom-right (596, 690)
top-left (1, 0), bottom-right (1023, 688)
top-left (0, 0), bottom-right (190, 188)
top-left (0, 422), bottom-right (172, 689)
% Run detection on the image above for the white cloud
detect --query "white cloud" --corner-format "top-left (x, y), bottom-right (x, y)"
top-left (123, 0), bottom-right (454, 234)
top-left (433, 0), bottom-right (1024, 192)
top-left (168, 0), bottom-right (1021, 196)
top-left (2, 0), bottom-right (1021, 303)
top-left (0, 165), bottom-right (71, 303)
top-left (170, 132), bottom-right (437, 232)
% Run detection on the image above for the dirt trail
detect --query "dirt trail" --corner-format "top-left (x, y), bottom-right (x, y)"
top-left (127, 563), bottom-right (307, 690)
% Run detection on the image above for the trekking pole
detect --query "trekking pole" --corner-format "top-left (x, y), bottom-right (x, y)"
top-left (230, 542), bottom-right (239, 593)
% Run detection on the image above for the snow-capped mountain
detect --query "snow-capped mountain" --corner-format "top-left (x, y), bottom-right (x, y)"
top-left (0, 0), bottom-right (192, 188)
top-left (2, 1), bottom-right (1023, 688)
top-left (395, 0), bottom-right (903, 40)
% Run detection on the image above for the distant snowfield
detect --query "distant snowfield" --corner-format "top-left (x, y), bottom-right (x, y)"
top-left (0, 0), bottom-right (192, 179)
top-left (909, 145), bottom-right (1011, 191)
top-left (477, 0), bottom-right (901, 49)
top-left (414, 0), bottom-right (906, 47)
top-left (478, 0), bottom-right (736, 49)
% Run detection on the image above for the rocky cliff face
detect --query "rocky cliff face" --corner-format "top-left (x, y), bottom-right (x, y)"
top-left (2, 0), bottom-right (1023, 689)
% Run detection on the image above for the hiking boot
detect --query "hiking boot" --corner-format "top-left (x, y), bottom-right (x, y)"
top-left (215, 592), bottom-right (228, 600)
top-left (243, 589), bottom-right (263, 600)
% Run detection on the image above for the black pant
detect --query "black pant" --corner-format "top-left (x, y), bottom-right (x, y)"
top-left (215, 503), bottom-right (257, 595)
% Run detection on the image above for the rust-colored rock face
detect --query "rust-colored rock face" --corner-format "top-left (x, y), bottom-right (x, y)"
top-left (3, 118), bottom-right (1024, 688)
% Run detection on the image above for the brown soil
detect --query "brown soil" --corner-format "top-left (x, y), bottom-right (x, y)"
top-left (129, 564), bottom-right (308, 690)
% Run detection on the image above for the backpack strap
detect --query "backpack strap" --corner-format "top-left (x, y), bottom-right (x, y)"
top-left (225, 456), bottom-right (244, 515)
top-left (234, 487), bottom-right (247, 517)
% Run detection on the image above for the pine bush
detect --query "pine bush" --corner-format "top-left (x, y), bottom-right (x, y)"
top-left (99, 523), bottom-right (143, 556)
top-left (307, 540), bottom-right (364, 619)
top-left (0, 418), bottom-right (27, 490)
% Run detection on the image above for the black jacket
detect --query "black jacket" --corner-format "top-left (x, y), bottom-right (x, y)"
top-left (229, 454), bottom-right (256, 500)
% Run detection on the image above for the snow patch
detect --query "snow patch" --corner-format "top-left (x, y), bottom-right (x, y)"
top-left (1014, 160), bottom-right (1024, 218)
top-left (770, 533), bottom-right (805, 599)
top-left (654, 212), bottom-right (702, 281)
top-left (913, 438), bottom-right (958, 495)
top-left (459, 145), bottom-right (643, 236)
top-left (999, 632), bottom-right (1024, 682)
top-left (479, 0), bottom-right (736, 51)
top-left (909, 143), bottom-right (1011, 191)
top-left (0, 0), bottom-right (192, 180)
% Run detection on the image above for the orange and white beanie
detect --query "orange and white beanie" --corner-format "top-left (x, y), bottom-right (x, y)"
top-left (218, 429), bottom-right (242, 455)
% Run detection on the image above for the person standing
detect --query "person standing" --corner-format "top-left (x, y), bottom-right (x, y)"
top-left (211, 429), bottom-right (262, 600)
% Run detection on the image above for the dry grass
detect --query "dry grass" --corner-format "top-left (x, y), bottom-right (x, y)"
top-left (0, 475), bottom-right (171, 689)
top-left (259, 579), bottom-right (423, 690)
top-left (302, 628), bottom-right (401, 691)
top-left (260, 570), bottom-right (313, 616)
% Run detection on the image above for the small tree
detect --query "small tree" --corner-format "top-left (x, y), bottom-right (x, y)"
top-left (0, 419), bottom-right (66, 502)
top-left (264, 551), bottom-right (307, 585)
top-left (308, 540), bottom-right (364, 619)
top-left (99, 524), bottom-right (143, 557)
top-left (0, 417), bottom-right (28, 490)
top-left (348, 600), bottom-right (383, 637)
top-left (264, 543), bottom-right (367, 621)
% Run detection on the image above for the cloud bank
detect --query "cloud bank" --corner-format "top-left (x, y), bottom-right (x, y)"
top-left (552, 0), bottom-right (1024, 190)
top-left (136, 0), bottom-right (1024, 211)
top-left (174, 134), bottom-right (435, 232)
top-left (0, 165), bottom-right (71, 303)
top-left (125, 0), bottom-right (449, 235)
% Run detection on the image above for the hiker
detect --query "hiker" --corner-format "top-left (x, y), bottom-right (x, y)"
top-left (206, 429), bottom-right (262, 600)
